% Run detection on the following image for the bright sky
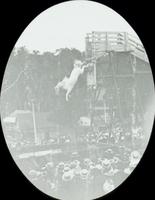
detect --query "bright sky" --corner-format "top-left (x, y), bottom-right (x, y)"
top-left (15, 0), bottom-right (139, 53)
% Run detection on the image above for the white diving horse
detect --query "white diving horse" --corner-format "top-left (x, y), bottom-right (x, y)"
top-left (55, 60), bottom-right (89, 101)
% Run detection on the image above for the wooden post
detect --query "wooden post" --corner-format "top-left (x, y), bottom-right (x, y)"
top-left (93, 60), bottom-right (97, 86)
top-left (110, 51), bottom-right (124, 124)
top-left (32, 101), bottom-right (39, 145)
top-left (105, 32), bottom-right (109, 51)
top-left (103, 101), bottom-right (108, 124)
top-left (124, 32), bottom-right (129, 51)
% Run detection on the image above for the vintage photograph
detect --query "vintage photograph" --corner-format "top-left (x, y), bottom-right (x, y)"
top-left (0, 1), bottom-right (155, 200)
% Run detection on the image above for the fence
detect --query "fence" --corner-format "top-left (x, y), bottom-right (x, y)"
top-left (85, 31), bottom-right (149, 62)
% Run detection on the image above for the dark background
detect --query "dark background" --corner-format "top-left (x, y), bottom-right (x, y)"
top-left (0, 0), bottom-right (154, 200)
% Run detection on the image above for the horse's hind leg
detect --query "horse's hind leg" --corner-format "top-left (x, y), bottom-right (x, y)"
top-left (66, 91), bottom-right (70, 101)
top-left (66, 88), bottom-right (72, 101)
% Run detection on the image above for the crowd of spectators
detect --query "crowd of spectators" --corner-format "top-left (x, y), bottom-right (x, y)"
top-left (15, 134), bottom-right (142, 200)
top-left (24, 146), bottom-right (141, 200)
top-left (7, 121), bottom-right (145, 199)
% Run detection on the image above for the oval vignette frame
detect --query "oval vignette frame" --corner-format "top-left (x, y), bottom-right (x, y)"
top-left (0, 1), bottom-right (155, 200)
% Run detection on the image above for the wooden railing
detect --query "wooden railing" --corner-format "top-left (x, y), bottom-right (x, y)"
top-left (85, 31), bottom-right (149, 62)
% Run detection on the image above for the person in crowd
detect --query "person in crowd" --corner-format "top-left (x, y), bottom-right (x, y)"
top-left (124, 150), bottom-right (141, 174)
top-left (103, 179), bottom-right (115, 194)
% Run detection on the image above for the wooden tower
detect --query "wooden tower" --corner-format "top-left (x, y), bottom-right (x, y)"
top-left (85, 31), bottom-right (152, 130)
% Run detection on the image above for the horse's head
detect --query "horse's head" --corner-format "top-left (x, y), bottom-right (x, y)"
top-left (74, 59), bottom-right (83, 68)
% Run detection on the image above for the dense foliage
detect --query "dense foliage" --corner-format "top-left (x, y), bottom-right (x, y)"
top-left (1, 47), bottom-right (85, 117)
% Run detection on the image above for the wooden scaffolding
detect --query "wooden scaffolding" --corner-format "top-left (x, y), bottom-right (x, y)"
top-left (85, 31), bottom-right (151, 129)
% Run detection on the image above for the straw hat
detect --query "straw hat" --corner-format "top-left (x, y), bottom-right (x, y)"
top-left (74, 165), bottom-right (81, 175)
top-left (95, 164), bottom-right (103, 170)
top-left (63, 166), bottom-right (71, 173)
top-left (73, 160), bottom-right (80, 165)
top-left (89, 164), bottom-right (95, 170)
top-left (58, 161), bottom-right (65, 166)
top-left (84, 158), bottom-right (92, 165)
top-left (112, 156), bottom-right (120, 164)
top-left (130, 150), bottom-right (141, 160)
top-left (130, 150), bottom-right (141, 168)
top-left (105, 148), bottom-right (113, 154)
top-left (62, 170), bottom-right (74, 181)
top-left (102, 158), bottom-right (111, 168)
top-left (80, 169), bottom-right (89, 179)
top-left (124, 167), bottom-right (132, 174)
top-left (103, 179), bottom-right (115, 193)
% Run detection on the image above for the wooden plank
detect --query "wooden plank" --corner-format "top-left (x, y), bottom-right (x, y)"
top-left (17, 149), bottom-right (62, 159)
top-left (131, 51), bottom-right (149, 63)
top-left (85, 31), bottom-right (148, 63)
